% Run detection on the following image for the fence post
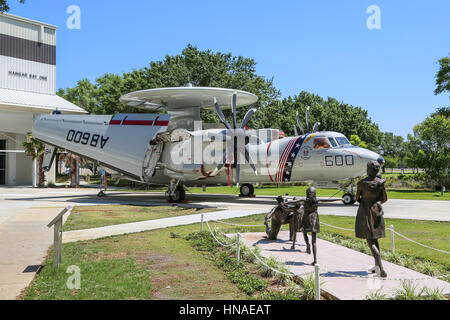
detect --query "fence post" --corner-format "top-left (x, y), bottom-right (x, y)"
top-left (236, 233), bottom-right (241, 263)
top-left (390, 225), bottom-right (395, 253)
top-left (200, 214), bottom-right (204, 232)
top-left (314, 264), bottom-right (321, 300)
top-left (47, 206), bottom-right (71, 269)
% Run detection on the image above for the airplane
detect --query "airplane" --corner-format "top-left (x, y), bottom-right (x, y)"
top-left (33, 86), bottom-right (384, 204)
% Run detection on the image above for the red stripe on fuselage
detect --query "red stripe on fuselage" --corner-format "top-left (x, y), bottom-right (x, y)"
top-left (276, 138), bottom-right (295, 182)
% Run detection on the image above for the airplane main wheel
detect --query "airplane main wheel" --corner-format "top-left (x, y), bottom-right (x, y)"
top-left (169, 186), bottom-right (186, 203)
top-left (240, 184), bottom-right (255, 197)
top-left (342, 193), bottom-right (355, 205)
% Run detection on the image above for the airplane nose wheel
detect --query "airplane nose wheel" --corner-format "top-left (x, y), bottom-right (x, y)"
top-left (342, 193), bottom-right (355, 205)
top-left (168, 185), bottom-right (186, 203)
top-left (240, 184), bottom-right (255, 197)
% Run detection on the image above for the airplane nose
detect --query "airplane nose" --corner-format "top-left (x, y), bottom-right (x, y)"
top-left (377, 156), bottom-right (385, 166)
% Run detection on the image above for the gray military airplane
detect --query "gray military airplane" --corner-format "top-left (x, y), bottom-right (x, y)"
top-left (33, 86), bottom-right (384, 203)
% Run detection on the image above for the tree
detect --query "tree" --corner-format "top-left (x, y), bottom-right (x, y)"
top-left (406, 115), bottom-right (450, 192)
top-left (58, 45), bottom-right (280, 125)
top-left (256, 92), bottom-right (382, 150)
top-left (378, 132), bottom-right (406, 170)
top-left (21, 133), bottom-right (45, 187)
top-left (384, 156), bottom-right (399, 173)
top-left (0, 0), bottom-right (25, 12)
top-left (432, 106), bottom-right (450, 118)
top-left (350, 134), bottom-right (368, 149)
top-left (434, 54), bottom-right (450, 97)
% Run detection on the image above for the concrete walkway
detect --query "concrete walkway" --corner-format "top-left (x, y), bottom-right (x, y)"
top-left (238, 231), bottom-right (450, 300)
top-left (62, 208), bottom-right (266, 243)
top-left (0, 206), bottom-right (63, 299)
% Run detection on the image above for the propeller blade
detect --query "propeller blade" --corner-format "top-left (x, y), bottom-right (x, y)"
top-left (244, 148), bottom-right (258, 175)
top-left (214, 97), bottom-right (232, 130)
top-left (312, 122), bottom-right (320, 133)
top-left (306, 106), bottom-right (310, 133)
top-left (240, 108), bottom-right (256, 129)
top-left (214, 143), bottom-right (233, 172)
top-left (207, 131), bottom-right (231, 142)
top-left (247, 134), bottom-right (261, 145)
top-left (293, 125), bottom-right (298, 136)
top-left (232, 92), bottom-right (237, 129)
top-left (296, 112), bottom-right (305, 135)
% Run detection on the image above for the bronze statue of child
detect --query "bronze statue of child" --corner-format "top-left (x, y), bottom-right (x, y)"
top-left (264, 195), bottom-right (302, 241)
top-left (355, 160), bottom-right (388, 277)
top-left (291, 186), bottom-right (320, 265)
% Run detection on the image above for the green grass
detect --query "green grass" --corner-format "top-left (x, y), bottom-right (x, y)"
top-left (23, 226), bottom-right (246, 300)
top-left (184, 185), bottom-right (450, 201)
top-left (63, 205), bottom-right (219, 231)
top-left (185, 231), bottom-right (318, 299)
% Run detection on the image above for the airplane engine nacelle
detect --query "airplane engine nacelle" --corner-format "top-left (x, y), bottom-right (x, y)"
top-left (162, 162), bottom-right (217, 181)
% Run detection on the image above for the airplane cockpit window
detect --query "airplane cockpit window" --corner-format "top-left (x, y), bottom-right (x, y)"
top-left (328, 137), bottom-right (338, 147)
top-left (335, 137), bottom-right (351, 146)
top-left (313, 137), bottom-right (331, 149)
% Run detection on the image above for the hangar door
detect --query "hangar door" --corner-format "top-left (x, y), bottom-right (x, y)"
top-left (0, 140), bottom-right (5, 185)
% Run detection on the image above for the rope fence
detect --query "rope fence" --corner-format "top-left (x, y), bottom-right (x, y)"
top-left (320, 222), bottom-right (450, 255)
top-left (205, 220), bottom-right (237, 247)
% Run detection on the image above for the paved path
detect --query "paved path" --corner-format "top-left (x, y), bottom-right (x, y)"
top-left (238, 231), bottom-right (450, 300)
top-left (62, 209), bottom-right (266, 243)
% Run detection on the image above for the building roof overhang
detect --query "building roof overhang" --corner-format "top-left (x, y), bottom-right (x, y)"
top-left (0, 88), bottom-right (87, 114)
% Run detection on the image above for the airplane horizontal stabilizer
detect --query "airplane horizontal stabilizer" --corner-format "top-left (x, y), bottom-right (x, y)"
top-left (33, 113), bottom-right (170, 181)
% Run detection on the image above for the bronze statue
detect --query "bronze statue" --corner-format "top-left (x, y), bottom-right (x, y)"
top-left (355, 160), bottom-right (388, 277)
top-left (264, 195), bottom-right (302, 241)
top-left (291, 187), bottom-right (320, 265)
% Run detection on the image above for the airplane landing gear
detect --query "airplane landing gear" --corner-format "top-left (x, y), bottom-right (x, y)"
top-left (341, 178), bottom-right (356, 205)
top-left (342, 193), bottom-right (355, 205)
top-left (167, 180), bottom-right (186, 203)
top-left (239, 184), bottom-right (255, 197)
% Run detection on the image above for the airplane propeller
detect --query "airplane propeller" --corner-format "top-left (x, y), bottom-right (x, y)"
top-left (211, 92), bottom-right (259, 186)
top-left (294, 106), bottom-right (320, 136)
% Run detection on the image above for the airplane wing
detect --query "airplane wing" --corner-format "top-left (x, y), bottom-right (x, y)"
top-left (33, 113), bottom-right (170, 181)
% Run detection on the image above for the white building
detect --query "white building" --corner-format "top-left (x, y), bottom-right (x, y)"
top-left (0, 13), bottom-right (86, 186)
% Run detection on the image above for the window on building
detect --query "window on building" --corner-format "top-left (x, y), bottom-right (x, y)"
top-left (328, 137), bottom-right (338, 147)
top-left (313, 137), bottom-right (331, 149)
top-left (0, 140), bottom-right (6, 185)
top-left (335, 136), bottom-right (351, 146)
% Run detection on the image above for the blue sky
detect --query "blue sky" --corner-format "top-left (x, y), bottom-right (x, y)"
top-left (7, 0), bottom-right (450, 137)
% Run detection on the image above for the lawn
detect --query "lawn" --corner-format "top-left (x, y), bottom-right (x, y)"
top-left (63, 205), bottom-right (219, 231)
top-left (23, 227), bottom-right (246, 300)
top-left (185, 185), bottom-right (450, 201)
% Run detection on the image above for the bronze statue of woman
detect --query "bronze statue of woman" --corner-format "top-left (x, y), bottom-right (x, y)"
top-left (355, 160), bottom-right (388, 277)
